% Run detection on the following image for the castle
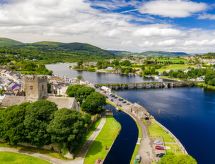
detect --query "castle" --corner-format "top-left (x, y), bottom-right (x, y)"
top-left (1, 75), bottom-right (80, 111)
top-left (24, 75), bottom-right (48, 101)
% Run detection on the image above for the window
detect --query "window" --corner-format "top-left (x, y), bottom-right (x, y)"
top-left (30, 86), bottom-right (33, 90)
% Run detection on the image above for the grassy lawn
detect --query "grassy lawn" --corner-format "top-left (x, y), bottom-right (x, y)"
top-left (0, 142), bottom-right (64, 159)
top-left (158, 64), bottom-right (195, 73)
top-left (147, 119), bottom-right (183, 155)
top-left (130, 119), bottom-right (142, 164)
top-left (84, 116), bottom-right (121, 164)
top-left (0, 152), bottom-right (50, 164)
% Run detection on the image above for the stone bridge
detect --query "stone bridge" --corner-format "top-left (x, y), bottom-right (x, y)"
top-left (95, 81), bottom-right (195, 90)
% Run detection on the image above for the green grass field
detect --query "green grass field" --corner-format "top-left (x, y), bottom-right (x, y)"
top-left (0, 142), bottom-right (64, 159)
top-left (158, 64), bottom-right (195, 73)
top-left (156, 58), bottom-right (187, 64)
top-left (84, 116), bottom-right (121, 164)
top-left (148, 119), bottom-right (183, 155)
top-left (0, 152), bottom-right (50, 164)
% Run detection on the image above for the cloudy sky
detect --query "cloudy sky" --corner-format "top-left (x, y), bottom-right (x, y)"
top-left (0, 0), bottom-right (215, 53)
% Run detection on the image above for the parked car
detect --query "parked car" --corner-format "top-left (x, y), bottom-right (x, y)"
top-left (155, 145), bottom-right (165, 150)
top-left (156, 153), bottom-right (165, 158)
top-left (154, 140), bottom-right (163, 145)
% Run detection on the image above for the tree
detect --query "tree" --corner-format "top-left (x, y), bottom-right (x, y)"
top-left (77, 75), bottom-right (83, 81)
top-left (24, 100), bottom-right (58, 146)
top-left (76, 86), bottom-right (95, 104)
top-left (66, 85), bottom-right (84, 97)
top-left (112, 60), bottom-right (120, 66)
top-left (2, 103), bottom-right (29, 145)
top-left (0, 109), bottom-right (5, 139)
top-left (66, 85), bottom-right (95, 104)
top-left (47, 108), bottom-right (91, 151)
top-left (81, 92), bottom-right (106, 114)
top-left (159, 153), bottom-right (197, 164)
top-left (120, 60), bottom-right (132, 67)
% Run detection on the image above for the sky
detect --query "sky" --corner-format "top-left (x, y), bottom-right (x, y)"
top-left (0, 0), bottom-right (215, 53)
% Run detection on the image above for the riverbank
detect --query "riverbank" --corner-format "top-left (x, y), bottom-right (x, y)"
top-left (196, 82), bottom-right (215, 90)
top-left (84, 116), bottom-right (121, 164)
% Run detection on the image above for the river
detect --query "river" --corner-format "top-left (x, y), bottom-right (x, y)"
top-left (46, 63), bottom-right (215, 164)
top-left (104, 105), bottom-right (138, 164)
top-left (46, 63), bottom-right (153, 84)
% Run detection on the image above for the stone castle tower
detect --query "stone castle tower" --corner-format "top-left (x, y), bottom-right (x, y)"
top-left (23, 75), bottom-right (48, 101)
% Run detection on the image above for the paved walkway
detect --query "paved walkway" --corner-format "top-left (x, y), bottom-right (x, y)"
top-left (0, 118), bottom-right (107, 164)
top-left (123, 108), bottom-right (154, 164)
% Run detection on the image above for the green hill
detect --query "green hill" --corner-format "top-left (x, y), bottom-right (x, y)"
top-left (32, 41), bottom-right (61, 46)
top-left (0, 38), bottom-right (114, 63)
top-left (0, 38), bottom-right (23, 47)
top-left (26, 42), bottom-right (113, 56)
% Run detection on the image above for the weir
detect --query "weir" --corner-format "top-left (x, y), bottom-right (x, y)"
top-left (95, 81), bottom-right (195, 90)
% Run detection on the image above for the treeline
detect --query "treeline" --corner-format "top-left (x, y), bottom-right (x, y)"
top-left (163, 68), bottom-right (205, 79)
top-left (144, 56), bottom-right (186, 65)
top-left (163, 68), bottom-right (215, 86)
top-left (0, 100), bottom-right (91, 152)
top-left (97, 60), bottom-right (136, 74)
top-left (66, 85), bottom-right (106, 114)
top-left (10, 61), bottom-right (52, 75)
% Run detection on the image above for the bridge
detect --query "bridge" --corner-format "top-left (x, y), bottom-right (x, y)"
top-left (95, 81), bottom-right (195, 90)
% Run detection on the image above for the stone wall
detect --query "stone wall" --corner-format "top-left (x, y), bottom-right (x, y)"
top-left (1, 95), bottom-right (26, 107)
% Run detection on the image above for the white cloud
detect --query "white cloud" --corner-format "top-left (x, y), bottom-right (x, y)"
top-left (133, 25), bottom-right (182, 37)
top-left (198, 14), bottom-right (215, 20)
top-left (139, 0), bottom-right (207, 18)
top-left (0, 0), bottom-right (214, 53)
top-left (184, 39), bottom-right (215, 46)
top-left (158, 39), bottom-right (177, 46)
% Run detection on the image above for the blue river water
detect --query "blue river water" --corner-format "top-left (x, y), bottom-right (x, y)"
top-left (104, 105), bottom-right (138, 164)
top-left (116, 88), bottom-right (215, 164)
top-left (46, 63), bottom-right (151, 84)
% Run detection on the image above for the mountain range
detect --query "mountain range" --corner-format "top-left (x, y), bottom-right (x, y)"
top-left (0, 37), bottom-right (190, 57)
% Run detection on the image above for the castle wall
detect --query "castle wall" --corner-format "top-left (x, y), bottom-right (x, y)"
top-left (1, 95), bottom-right (26, 107)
